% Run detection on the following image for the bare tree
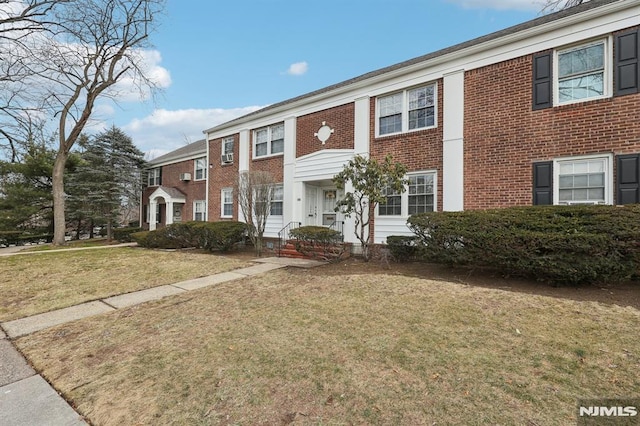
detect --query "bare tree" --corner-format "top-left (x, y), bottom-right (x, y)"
top-left (541, 0), bottom-right (585, 13)
top-left (235, 170), bottom-right (276, 257)
top-left (0, 0), bottom-right (165, 244)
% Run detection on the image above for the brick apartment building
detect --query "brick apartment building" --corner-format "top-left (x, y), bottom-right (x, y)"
top-left (142, 0), bottom-right (640, 247)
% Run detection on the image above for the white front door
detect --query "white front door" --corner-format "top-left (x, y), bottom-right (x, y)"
top-left (305, 186), bottom-right (318, 226)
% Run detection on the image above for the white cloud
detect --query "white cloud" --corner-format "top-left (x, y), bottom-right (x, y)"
top-left (445, 0), bottom-right (545, 11)
top-left (122, 106), bottom-right (265, 159)
top-left (109, 49), bottom-right (172, 102)
top-left (286, 61), bottom-right (309, 76)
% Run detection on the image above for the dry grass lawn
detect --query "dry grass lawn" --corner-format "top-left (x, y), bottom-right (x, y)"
top-left (0, 248), bottom-right (251, 321)
top-left (15, 269), bottom-right (640, 425)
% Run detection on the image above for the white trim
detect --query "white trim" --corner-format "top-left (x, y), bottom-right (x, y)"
top-left (239, 130), bottom-right (250, 173)
top-left (553, 36), bottom-right (613, 107)
top-left (149, 152), bottom-right (206, 168)
top-left (221, 188), bottom-right (233, 218)
top-left (374, 82), bottom-right (438, 138)
top-left (253, 123), bottom-right (285, 159)
top-left (283, 117), bottom-right (297, 226)
top-left (194, 157), bottom-right (207, 181)
top-left (552, 153), bottom-right (613, 205)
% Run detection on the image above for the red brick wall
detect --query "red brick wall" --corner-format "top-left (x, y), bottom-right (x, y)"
top-left (141, 158), bottom-right (206, 228)
top-left (369, 79), bottom-right (444, 213)
top-left (209, 135), bottom-right (240, 220)
top-left (464, 35), bottom-right (640, 209)
top-left (249, 129), bottom-right (284, 182)
top-left (296, 103), bottom-right (355, 157)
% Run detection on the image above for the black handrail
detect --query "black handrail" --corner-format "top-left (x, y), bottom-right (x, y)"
top-left (277, 221), bottom-right (302, 257)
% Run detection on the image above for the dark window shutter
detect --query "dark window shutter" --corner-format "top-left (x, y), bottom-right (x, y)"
top-left (158, 167), bottom-right (163, 186)
top-left (533, 161), bottom-right (553, 205)
top-left (615, 29), bottom-right (639, 96)
top-left (532, 52), bottom-right (552, 110)
top-left (617, 154), bottom-right (640, 204)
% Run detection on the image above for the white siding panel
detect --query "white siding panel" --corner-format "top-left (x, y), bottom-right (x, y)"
top-left (264, 215), bottom-right (284, 239)
top-left (374, 217), bottom-right (414, 244)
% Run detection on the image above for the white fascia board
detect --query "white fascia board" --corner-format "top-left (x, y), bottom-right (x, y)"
top-left (204, 0), bottom-right (639, 139)
top-left (148, 152), bottom-right (206, 168)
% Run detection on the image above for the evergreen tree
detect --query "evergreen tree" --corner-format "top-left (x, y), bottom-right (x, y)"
top-left (67, 127), bottom-right (145, 240)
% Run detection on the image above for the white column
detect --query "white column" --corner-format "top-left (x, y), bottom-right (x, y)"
top-left (283, 117), bottom-right (296, 226)
top-left (443, 70), bottom-right (465, 211)
top-left (237, 129), bottom-right (250, 223)
top-left (354, 96), bottom-right (370, 156)
top-left (149, 200), bottom-right (157, 231)
top-left (166, 201), bottom-right (174, 225)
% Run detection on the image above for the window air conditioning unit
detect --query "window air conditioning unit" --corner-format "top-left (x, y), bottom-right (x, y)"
top-left (222, 153), bottom-right (234, 164)
top-left (179, 173), bottom-right (191, 181)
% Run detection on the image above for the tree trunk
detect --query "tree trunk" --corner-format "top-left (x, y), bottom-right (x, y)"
top-left (52, 151), bottom-right (68, 245)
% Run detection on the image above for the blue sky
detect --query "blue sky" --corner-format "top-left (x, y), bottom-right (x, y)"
top-left (104, 0), bottom-right (549, 158)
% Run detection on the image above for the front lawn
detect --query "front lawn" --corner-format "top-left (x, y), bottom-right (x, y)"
top-left (0, 248), bottom-right (251, 321)
top-left (15, 269), bottom-right (640, 425)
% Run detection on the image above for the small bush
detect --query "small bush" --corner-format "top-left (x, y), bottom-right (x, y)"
top-left (289, 226), bottom-right (341, 243)
top-left (408, 205), bottom-right (640, 285)
top-left (194, 221), bottom-right (247, 252)
top-left (113, 227), bottom-right (142, 242)
top-left (386, 235), bottom-right (419, 262)
top-left (289, 226), bottom-right (345, 261)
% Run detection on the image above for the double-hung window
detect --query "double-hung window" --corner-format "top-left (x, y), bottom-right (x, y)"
top-left (270, 185), bottom-right (284, 216)
top-left (194, 157), bottom-right (206, 180)
top-left (254, 123), bottom-right (284, 158)
top-left (378, 186), bottom-right (402, 216)
top-left (557, 39), bottom-right (608, 104)
top-left (148, 168), bottom-right (161, 186)
top-left (221, 188), bottom-right (233, 218)
top-left (222, 136), bottom-right (234, 163)
top-left (194, 200), bottom-right (206, 221)
top-left (408, 174), bottom-right (435, 214)
top-left (377, 83), bottom-right (436, 136)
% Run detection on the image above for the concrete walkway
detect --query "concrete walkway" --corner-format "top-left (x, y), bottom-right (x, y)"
top-left (0, 251), bottom-right (324, 425)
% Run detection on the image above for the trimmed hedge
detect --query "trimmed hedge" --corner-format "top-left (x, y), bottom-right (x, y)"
top-left (289, 226), bottom-right (342, 243)
top-left (132, 221), bottom-right (246, 252)
top-left (407, 205), bottom-right (640, 285)
top-left (114, 227), bottom-right (142, 242)
top-left (0, 231), bottom-right (53, 246)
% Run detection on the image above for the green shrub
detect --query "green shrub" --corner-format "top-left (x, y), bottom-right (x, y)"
top-left (194, 221), bottom-right (247, 252)
top-left (130, 221), bottom-right (246, 252)
top-left (131, 231), bottom-right (150, 247)
top-left (386, 235), bottom-right (419, 262)
top-left (407, 205), bottom-right (640, 285)
top-left (289, 226), bottom-right (341, 243)
top-left (0, 231), bottom-right (22, 245)
top-left (113, 227), bottom-right (142, 242)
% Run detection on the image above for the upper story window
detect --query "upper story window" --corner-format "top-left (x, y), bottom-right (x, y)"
top-left (377, 83), bottom-right (436, 137)
top-left (194, 157), bottom-right (206, 180)
top-left (222, 136), bottom-right (234, 164)
top-left (148, 168), bottom-right (161, 186)
top-left (557, 40), bottom-right (608, 104)
top-left (254, 123), bottom-right (284, 158)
